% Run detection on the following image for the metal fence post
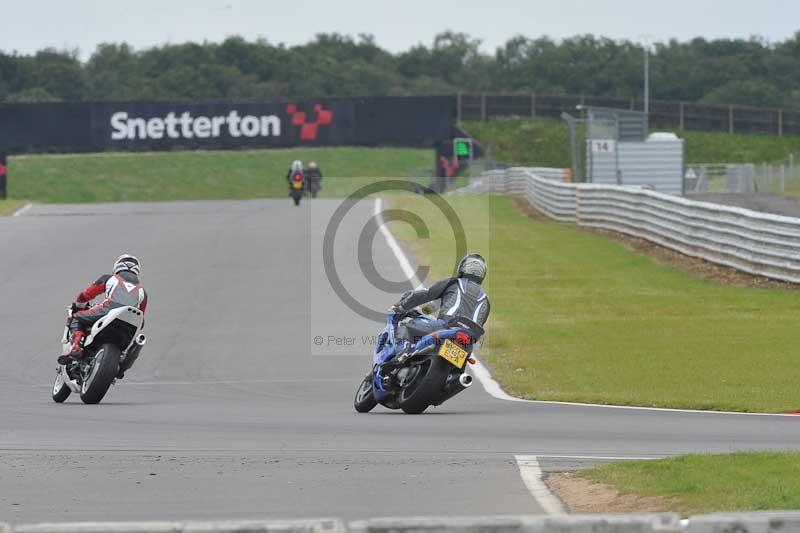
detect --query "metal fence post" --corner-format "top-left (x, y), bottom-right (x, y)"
top-left (729, 105), bottom-right (734, 134)
top-left (531, 92), bottom-right (536, 117)
top-left (480, 93), bottom-right (487, 121)
top-left (778, 109), bottom-right (783, 137)
top-left (0, 153), bottom-right (6, 200)
top-left (679, 102), bottom-right (685, 130)
top-left (456, 91), bottom-right (462, 124)
top-left (561, 112), bottom-right (580, 182)
top-left (781, 163), bottom-right (786, 192)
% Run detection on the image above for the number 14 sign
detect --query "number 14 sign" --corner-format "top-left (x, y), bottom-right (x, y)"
top-left (591, 140), bottom-right (616, 153)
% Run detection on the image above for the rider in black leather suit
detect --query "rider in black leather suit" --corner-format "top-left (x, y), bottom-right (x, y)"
top-left (392, 253), bottom-right (490, 351)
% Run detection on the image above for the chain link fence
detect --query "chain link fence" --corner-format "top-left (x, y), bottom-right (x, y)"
top-left (684, 155), bottom-right (800, 195)
top-left (458, 93), bottom-right (800, 136)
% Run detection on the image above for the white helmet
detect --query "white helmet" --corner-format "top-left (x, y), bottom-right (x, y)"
top-left (291, 160), bottom-right (303, 172)
top-left (113, 254), bottom-right (141, 275)
top-left (457, 253), bottom-right (487, 284)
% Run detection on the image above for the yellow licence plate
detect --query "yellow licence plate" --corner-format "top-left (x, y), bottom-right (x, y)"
top-left (438, 339), bottom-right (468, 369)
top-left (292, 181), bottom-right (303, 189)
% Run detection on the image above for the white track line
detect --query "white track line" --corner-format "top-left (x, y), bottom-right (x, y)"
top-left (375, 197), bottom-right (798, 418)
top-left (534, 454), bottom-right (661, 460)
top-left (375, 197), bottom-right (423, 289)
top-left (469, 357), bottom-right (526, 402)
top-left (12, 203), bottom-right (32, 217)
top-left (514, 455), bottom-right (566, 515)
top-left (479, 394), bottom-right (800, 417)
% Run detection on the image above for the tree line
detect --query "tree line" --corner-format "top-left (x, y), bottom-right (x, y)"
top-left (2, 32), bottom-right (799, 109)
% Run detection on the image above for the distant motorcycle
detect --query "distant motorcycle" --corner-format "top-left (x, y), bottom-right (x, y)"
top-left (307, 178), bottom-right (321, 198)
top-left (53, 304), bottom-right (146, 404)
top-left (289, 172), bottom-right (305, 206)
top-left (353, 310), bottom-right (482, 414)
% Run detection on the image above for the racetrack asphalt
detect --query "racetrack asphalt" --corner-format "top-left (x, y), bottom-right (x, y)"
top-left (1, 199), bottom-right (799, 524)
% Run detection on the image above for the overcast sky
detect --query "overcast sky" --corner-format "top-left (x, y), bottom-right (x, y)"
top-left (1, 0), bottom-right (797, 59)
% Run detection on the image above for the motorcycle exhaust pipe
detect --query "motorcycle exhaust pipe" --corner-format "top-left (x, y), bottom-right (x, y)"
top-left (120, 334), bottom-right (146, 375)
top-left (434, 372), bottom-right (473, 407)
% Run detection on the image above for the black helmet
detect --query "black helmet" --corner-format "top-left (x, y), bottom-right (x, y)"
top-left (457, 253), bottom-right (487, 284)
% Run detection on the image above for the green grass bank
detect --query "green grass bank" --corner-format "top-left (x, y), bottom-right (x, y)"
top-left (7, 147), bottom-right (432, 203)
top-left (0, 199), bottom-right (26, 215)
top-left (580, 452), bottom-right (800, 515)
top-left (463, 117), bottom-right (800, 167)
top-left (389, 194), bottom-right (800, 412)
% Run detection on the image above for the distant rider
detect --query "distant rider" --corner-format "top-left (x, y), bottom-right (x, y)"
top-left (287, 159), bottom-right (305, 189)
top-left (58, 254), bottom-right (148, 365)
top-left (305, 161), bottom-right (322, 196)
top-left (391, 253), bottom-right (490, 358)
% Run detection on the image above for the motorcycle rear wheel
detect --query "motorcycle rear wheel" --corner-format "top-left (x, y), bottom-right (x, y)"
top-left (354, 374), bottom-right (378, 413)
top-left (398, 357), bottom-right (450, 414)
top-left (80, 343), bottom-right (120, 404)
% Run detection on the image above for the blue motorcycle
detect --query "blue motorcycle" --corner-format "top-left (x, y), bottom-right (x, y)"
top-left (353, 309), bottom-right (483, 414)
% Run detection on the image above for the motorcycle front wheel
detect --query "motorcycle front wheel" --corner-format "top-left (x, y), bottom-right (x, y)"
top-left (354, 374), bottom-right (378, 413)
top-left (52, 369), bottom-right (71, 403)
top-left (80, 343), bottom-right (120, 404)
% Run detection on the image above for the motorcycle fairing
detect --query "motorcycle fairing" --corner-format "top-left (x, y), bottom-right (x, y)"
top-left (84, 306), bottom-right (143, 350)
top-left (371, 311), bottom-right (478, 402)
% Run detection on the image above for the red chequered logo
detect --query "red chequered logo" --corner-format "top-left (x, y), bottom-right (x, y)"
top-left (0, 164), bottom-right (6, 176)
top-left (286, 104), bottom-right (334, 141)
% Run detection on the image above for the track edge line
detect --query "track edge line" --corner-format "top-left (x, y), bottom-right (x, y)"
top-left (11, 203), bottom-right (33, 217)
top-left (514, 454), bottom-right (567, 515)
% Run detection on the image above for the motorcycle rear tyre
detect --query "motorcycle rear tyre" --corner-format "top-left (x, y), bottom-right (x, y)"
top-left (398, 357), bottom-right (450, 414)
top-left (80, 343), bottom-right (120, 404)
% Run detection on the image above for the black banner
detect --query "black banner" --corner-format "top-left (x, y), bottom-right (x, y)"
top-left (0, 96), bottom-right (456, 154)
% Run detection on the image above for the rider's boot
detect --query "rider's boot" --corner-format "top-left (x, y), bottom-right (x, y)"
top-left (58, 331), bottom-right (85, 365)
top-left (384, 340), bottom-right (411, 370)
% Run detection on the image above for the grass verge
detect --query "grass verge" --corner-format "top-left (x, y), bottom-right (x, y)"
top-left (579, 452), bottom-right (800, 515)
top-left (463, 117), bottom-right (800, 167)
top-left (0, 199), bottom-right (27, 215)
top-left (8, 146), bottom-right (431, 203)
top-left (389, 194), bottom-right (800, 412)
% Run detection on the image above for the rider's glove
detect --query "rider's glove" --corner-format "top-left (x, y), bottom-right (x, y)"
top-left (72, 301), bottom-right (89, 311)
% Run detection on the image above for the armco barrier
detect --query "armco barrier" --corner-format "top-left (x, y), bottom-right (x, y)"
top-left (9, 513), bottom-right (800, 533)
top-left (12, 520), bottom-right (345, 533)
top-left (452, 167), bottom-right (569, 196)
top-left (685, 512), bottom-right (800, 533)
top-left (476, 168), bottom-right (800, 284)
top-left (350, 514), bottom-right (681, 532)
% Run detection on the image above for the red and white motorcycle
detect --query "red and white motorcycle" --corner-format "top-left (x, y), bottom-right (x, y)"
top-left (53, 305), bottom-right (146, 404)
